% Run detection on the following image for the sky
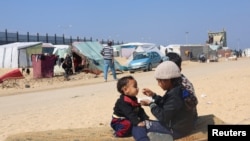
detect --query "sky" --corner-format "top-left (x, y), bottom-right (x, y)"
top-left (1, 0), bottom-right (250, 50)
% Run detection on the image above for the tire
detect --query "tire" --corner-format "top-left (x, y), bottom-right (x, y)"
top-left (148, 64), bottom-right (152, 71)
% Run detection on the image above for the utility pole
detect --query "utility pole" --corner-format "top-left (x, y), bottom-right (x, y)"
top-left (237, 38), bottom-right (240, 51)
top-left (185, 32), bottom-right (189, 44)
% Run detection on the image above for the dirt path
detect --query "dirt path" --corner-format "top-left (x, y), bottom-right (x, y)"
top-left (1, 57), bottom-right (250, 141)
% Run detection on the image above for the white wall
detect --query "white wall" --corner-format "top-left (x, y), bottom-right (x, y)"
top-left (243, 48), bottom-right (250, 57)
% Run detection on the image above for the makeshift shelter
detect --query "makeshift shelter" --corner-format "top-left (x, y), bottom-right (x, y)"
top-left (53, 45), bottom-right (71, 58)
top-left (204, 44), bottom-right (219, 62)
top-left (52, 45), bottom-right (71, 76)
top-left (243, 48), bottom-right (250, 57)
top-left (42, 43), bottom-right (55, 54)
top-left (31, 54), bottom-right (57, 78)
top-left (135, 44), bottom-right (164, 56)
top-left (113, 42), bottom-right (160, 59)
top-left (0, 42), bottom-right (43, 68)
top-left (116, 42), bottom-right (165, 66)
top-left (162, 44), bottom-right (204, 61)
top-left (112, 44), bottom-right (136, 58)
top-left (71, 41), bottom-right (124, 74)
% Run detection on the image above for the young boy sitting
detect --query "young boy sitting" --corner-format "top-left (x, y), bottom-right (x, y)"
top-left (110, 75), bottom-right (149, 138)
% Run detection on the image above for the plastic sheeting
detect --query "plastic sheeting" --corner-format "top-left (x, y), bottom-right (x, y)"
top-left (72, 41), bottom-right (124, 71)
top-left (0, 42), bottom-right (42, 68)
top-left (32, 54), bottom-right (57, 78)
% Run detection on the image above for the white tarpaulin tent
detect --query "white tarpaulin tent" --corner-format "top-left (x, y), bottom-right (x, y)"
top-left (113, 42), bottom-right (161, 58)
top-left (53, 45), bottom-right (71, 58)
top-left (52, 45), bottom-right (71, 75)
top-left (0, 42), bottom-right (42, 68)
top-left (135, 44), bottom-right (164, 56)
top-left (243, 48), bottom-right (250, 57)
top-left (124, 42), bottom-right (165, 65)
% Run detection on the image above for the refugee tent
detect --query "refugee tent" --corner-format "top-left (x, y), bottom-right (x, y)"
top-left (159, 45), bottom-right (170, 55)
top-left (52, 45), bottom-right (71, 76)
top-left (53, 45), bottom-right (71, 58)
top-left (243, 48), bottom-right (250, 57)
top-left (42, 43), bottom-right (55, 54)
top-left (71, 41), bottom-right (124, 74)
top-left (113, 42), bottom-right (158, 59)
top-left (135, 44), bottom-right (164, 56)
top-left (112, 44), bottom-right (136, 58)
top-left (32, 54), bottom-right (57, 78)
top-left (203, 44), bottom-right (219, 62)
top-left (0, 42), bottom-right (42, 68)
top-left (161, 44), bottom-right (204, 61)
top-left (119, 42), bottom-right (165, 65)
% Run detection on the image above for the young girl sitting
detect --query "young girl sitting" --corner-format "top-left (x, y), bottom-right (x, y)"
top-left (138, 61), bottom-right (196, 140)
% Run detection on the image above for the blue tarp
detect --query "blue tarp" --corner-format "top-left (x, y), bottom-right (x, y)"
top-left (209, 45), bottom-right (220, 50)
top-left (72, 41), bottom-right (125, 72)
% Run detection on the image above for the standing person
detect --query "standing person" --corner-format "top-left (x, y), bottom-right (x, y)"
top-left (110, 75), bottom-right (149, 139)
top-left (166, 52), bottom-right (198, 120)
top-left (62, 54), bottom-right (72, 81)
top-left (165, 48), bottom-right (168, 56)
top-left (136, 61), bottom-right (196, 140)
top-left (101, 41), bottom-right (117, 82)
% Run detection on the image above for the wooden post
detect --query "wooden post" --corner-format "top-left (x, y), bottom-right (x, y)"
top-left (16, 31), bottom-right (19, 42)
top-left (5, 29), bottom-right (8, 43)
top-left (63, 34), bottom-right (65, 44)
top-left (46, 33), bottom-right (48, 43)
top-left (55, 34), bottom-right (57, 44)
top-left (37, 33), bottom-right (39, 41)
top-left (27, 32), bottom-right (29, 42)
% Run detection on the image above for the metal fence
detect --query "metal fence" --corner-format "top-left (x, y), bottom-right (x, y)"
top-left (0, 29), bottom-right (123, 45)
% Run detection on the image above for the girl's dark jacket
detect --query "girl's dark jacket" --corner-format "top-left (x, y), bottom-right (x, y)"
top-left (151, 85), bottom-right (195, 136)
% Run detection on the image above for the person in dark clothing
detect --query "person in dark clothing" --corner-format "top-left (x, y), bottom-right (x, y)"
top-left (110, 75), bottom-right (149, 139)
top-left (137, 61), bottom-right (196, 140)
top-left (199, 53), bottom-right (206, 63)
top-left (62, 54), bottom-right (72, 80)
top-left (166, 52), bottom-right (198, 120)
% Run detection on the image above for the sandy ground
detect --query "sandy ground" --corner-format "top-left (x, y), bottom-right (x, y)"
top-left (0, 57), bottom-right (250, 141)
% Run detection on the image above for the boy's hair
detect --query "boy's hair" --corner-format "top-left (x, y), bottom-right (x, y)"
top-left (117, 75), bottom-right (134, 95)
top-left (166, 52), bottom-right (182, 70)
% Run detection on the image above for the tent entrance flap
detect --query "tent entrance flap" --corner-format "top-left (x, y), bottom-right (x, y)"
top-left (0, 48), bottom-right (6, 68)
top-left (19, 49), bottom-right (29, 68)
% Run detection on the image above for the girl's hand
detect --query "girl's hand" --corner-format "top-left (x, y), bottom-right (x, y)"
top-left (137, 121), bottom-right (146, 127)
top-left (142, 88), bottom-right (154, 97)
top-left (140, 99), bottom-right (151, 106)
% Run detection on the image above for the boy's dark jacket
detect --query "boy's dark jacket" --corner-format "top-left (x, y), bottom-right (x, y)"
top-left (113, 95), bottom-right (149, 126)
